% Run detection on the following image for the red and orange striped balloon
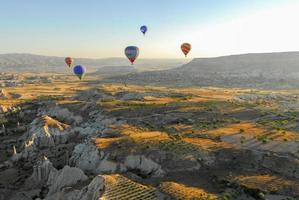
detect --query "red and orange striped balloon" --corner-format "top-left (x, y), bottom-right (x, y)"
top-left (181, 43), bottom-right (191, 57)
top-left (65, 57), bottom-right (73, 68)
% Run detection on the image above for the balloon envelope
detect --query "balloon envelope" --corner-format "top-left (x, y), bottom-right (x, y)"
top-left (73, 65), bottom-right (86, 80)
top-left (140, 25), bottom-right (148, 35)
top-left (125, 46), bottom-right (139, 64)
top-left (65, 57), bottom-right (73, 67)
top-left (181, 43), bottom-right (191, 57)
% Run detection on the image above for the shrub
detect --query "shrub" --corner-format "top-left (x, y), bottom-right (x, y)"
top-left (100, 97), bottom-right (115, 102)
top-left (222, 192), bottom-right (231, 200)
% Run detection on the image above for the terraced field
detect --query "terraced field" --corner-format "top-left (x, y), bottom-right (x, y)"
top-left (101, 175), bottom-right (161, 200)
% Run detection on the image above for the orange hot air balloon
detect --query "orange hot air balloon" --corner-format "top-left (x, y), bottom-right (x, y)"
top-left (65, 57), bottom-right (73, 67)
top-left (181, 43), bottom-right (191, 57)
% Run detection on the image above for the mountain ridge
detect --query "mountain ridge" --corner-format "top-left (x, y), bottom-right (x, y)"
top-left (0, 53), bottom-right (186, 72)
top-left (105, 51), bottom-right (299, 89)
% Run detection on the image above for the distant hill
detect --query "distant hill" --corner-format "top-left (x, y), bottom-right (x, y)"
top-left (94, 66), bottom-right (137, 77)
top-left (177, 52), bottom-right (299, 78)
top-left (0, 53), bottom-right (186, 73)
top-left (106, 52), bottom-right (299, 89)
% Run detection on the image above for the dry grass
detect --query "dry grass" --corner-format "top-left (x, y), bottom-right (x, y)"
top-left (205, 122), bottom-right (265, 137)
top-left (120, 124), bottom-right (170, 141)
top-left (183, 138), bottom-right (234, 151)
top-left (176, 106), bottom-right (206, 112)
top-left (235, 175), bottom-right (299, 195)
top-left (143, 96), bottom-right (183, 104)
top-left (173, 87), bottom-right (243, 101)
top-left (0, 81), bottom-right (84, 107)
top-left (101, 84), bottom-right (246, 101)
top-left (205, 122), bottom-right (299, 142)
top-left (101, 84), bottom-right (168, 95)
top-left (95, 137), bottom-right (125, 149)
top-left (95, 124), bottom-right (171, 150)
top-left (270, 130), bottom-right (299, 141)
top-left (159, 181), bottom-right (218, 200)
top-left (42, 115), bottom-right (69, 131)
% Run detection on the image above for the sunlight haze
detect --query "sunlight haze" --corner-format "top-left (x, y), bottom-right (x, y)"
top-left (0, 0), bottom-right (298, 58)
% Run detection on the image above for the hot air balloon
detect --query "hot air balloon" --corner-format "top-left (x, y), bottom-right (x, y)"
top-left (65, 57), bottom-right (73, 67)
top-left (125, 46), bottom-right (139, 65)
top-left (181, 43), bottom-right (191, 57)
top-left (140, 25), bottom-right (148, 35)
top-left (73, 65), bottom-right (86, 80)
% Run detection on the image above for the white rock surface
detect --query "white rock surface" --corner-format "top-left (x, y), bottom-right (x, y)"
top-left (75, 175), bottom-right (105, 200)
top-left (21, 116), bottom-right (71, 152)
top-left (44, 175), bottom-right (105, 200)
top-left (70, 143), bottom-right (123, 174)
top-left (95, 158), bottom-right (119, 173)
top-left (27, 156), bottom-right (57, 186)
top-left (124, 155), bottom-right (165, 177)
top-left (44, 106), bottom-right (83, 124)
top-left (0, 105), bottom-right (9, 113)
top-left (70, 143), bottom-right (102, 173)
top-left (46, 165), bottom-right (88, 196)
top-left (0, 89), bottom-right (9, 99)
top-left (26, 157), bottom-right (89, 199)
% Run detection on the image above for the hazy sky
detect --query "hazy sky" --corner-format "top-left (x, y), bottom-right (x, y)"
top-left (0, 0), bottom-right (298, 58)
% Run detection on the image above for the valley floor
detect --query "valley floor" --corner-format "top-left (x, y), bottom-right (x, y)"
top-left (0, 75), bottom-right (299, 200)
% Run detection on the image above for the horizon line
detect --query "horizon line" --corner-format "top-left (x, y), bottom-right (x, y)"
top-left (1, 50), bottom-right (299, 60)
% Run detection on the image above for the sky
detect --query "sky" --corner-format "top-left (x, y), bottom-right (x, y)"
top-left (0, 0), bottom-right (299, 58)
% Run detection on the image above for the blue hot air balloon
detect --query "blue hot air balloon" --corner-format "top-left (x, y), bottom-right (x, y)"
top-left (73, 65), bottom-right (86, 80)
top-left (140, 25), bottom-right (148, 35)
top-left (125, 46), bottom-right (139, 65)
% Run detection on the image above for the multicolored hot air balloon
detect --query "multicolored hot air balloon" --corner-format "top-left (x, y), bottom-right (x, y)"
top-left (73, 65), bottom-right (86, 80)
top-left (181, 43), bottom-right (191, 57)
top-left (125, 46), bottom-right (139, 65)
top-left (140, 25), bottom-right (148, 35)
top-left (65, 57), bottom-right (73, 67)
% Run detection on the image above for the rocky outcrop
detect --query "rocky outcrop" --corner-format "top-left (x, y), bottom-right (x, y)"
top-left (116, 91), bottom-right (167, 101)
top-left (9, 115), bottom-right (74, 167)
top-left (70, 144), bottom-right (165, 177)
top-left (0, 89), bottom-right (9, 99)
top-left (21, 115), bottom-right (71, 151)
top-left (44, 174), bottom-right (105, 200)
top-left (262, 154), bottom-right (299, 179)
top-left (119, 92), bottom-right (145, 101)
top-left (46, 165), bottom-right (88, 196)
top-left (70, 113), bottom-right (124, 138)
top-left (75, 89), bottom-right (110, 102)
top-left (8, 189), bottom-right (41, 200)
top-left (70, 143), bottom-right (103, 173)
top-left (43, 106), bottom-right (83, 125)
top-left (0, 105), bottom-right (9, 113)
top-left (0, 105), bottom-right (20, 114)
top-left (70, 143), bottom-right (123, 174)
top-left (75, 175), bottom-right (105, 200)
top-left (26, 157), bottom-right (88, 200)
top-left (124, 155), bottom-right (165, 177)
top-left (26, 156), bottom-right (57, 187)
